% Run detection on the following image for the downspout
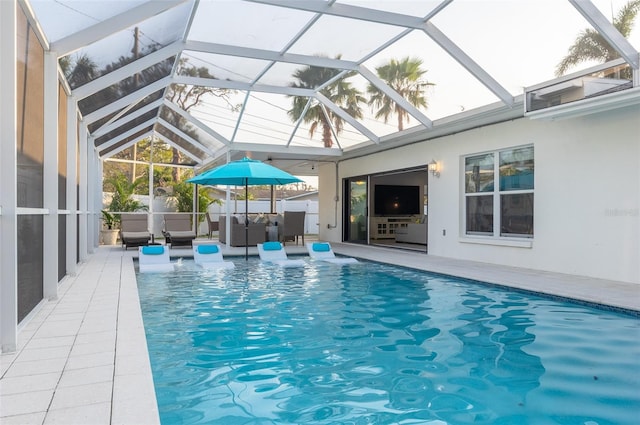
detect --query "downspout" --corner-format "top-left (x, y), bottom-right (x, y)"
top-left (327, 161), bottom-right (339, 229)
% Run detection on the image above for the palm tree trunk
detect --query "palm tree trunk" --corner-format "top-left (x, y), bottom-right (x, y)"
top-left (322, 119), bottom-right (333, 148)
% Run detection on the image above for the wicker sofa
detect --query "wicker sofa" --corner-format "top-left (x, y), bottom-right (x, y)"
top-left (218, 215), bottom-right (266, 247)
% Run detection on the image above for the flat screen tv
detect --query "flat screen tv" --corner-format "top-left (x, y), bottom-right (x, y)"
top-left (374, 185), bottom-right (420, 216)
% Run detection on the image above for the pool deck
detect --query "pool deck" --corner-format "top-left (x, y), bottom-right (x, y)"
top-left (1, 241), bottom-right (638, 424)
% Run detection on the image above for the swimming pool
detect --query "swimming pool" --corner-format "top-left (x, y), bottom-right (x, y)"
top-left (137, 258), bottom-right (640, 424)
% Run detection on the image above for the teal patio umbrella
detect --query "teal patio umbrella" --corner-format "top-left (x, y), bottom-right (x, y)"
top-left (187, 157), bottom-right (303, 259)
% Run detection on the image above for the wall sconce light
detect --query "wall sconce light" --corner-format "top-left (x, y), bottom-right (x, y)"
top-left (428, 160), bottom-right (440, 178)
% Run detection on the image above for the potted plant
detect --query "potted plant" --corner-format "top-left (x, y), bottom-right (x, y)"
top-left (100, 210), bottom-right (120, 245)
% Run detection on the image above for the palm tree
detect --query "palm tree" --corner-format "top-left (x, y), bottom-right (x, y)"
top-left (104, 173), bottom-right (148, 214)
top-left (289, 56), bottom-right (365, 148)
top-left (64, 53), bottom-right (99, 89)
top-left (172, 181), bottom-right (217, 225)
top-left (556, 0), bottom-right (640, 77)
top-left (367, 57), bottom-right (433, 131)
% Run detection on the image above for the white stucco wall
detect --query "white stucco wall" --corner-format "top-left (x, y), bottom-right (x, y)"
top-left (318, 105), bottom-right (640, 284)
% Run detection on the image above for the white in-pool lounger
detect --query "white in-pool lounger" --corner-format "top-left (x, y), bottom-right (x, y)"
top-left (138, 245), bottom-right (175, 272)
top-left (306, 242), bottom-right (359, 264)
top-left (192, 244), bottom-right (235, 269)
top-left (257, 242), bottom-right (306, 267)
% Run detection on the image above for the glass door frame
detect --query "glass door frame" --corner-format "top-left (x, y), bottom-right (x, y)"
top-left (343, 176), bottom-right (369, 244)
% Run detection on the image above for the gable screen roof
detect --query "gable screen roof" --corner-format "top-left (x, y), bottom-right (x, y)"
top-left (28, 0), bottom-right (640, 174)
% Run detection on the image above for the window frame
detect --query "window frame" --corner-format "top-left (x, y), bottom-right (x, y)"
top-left (462, 145), bottom-right (534, 243)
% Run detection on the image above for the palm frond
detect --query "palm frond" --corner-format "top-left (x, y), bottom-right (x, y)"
top-left (615, 0), bottom-right (640, 36)
top-left (367, 56), bottom-right (432, 130)
top-left (556, 0), bottom-right (639, 76)
top-left (288, 55), bottom-right (364, 147)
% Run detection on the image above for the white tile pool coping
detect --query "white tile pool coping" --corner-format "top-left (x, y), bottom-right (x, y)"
top-left (1, 242), bottom-right (638, 424)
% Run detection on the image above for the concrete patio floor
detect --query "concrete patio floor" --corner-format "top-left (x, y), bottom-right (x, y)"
top-left (1, 241), bottom-right (638, 424)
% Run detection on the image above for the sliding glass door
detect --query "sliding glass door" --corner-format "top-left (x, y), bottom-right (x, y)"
top-left (343, 177), bottom-right (368, 243)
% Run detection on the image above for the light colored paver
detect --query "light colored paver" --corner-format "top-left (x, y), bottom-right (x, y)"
top-left (0, 389), bottom-right (53, 417)
top-left (1, 412), bottom-right (47, 425)
top-left (57, 365), bottom-right (114, 388)
top-left (49, 381), bottom-right (113, 411)
top-left (0, 247), bottom-right (160, 425)
top-left (42, 403), bottom-right (112, 425)
top-left (2, 357), bottom-right (67, 378)
top-left (0, 373), bottom-right (60, 396)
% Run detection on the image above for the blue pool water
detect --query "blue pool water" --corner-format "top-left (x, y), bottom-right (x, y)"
top-left (137, 258), bottom-right (640, 425)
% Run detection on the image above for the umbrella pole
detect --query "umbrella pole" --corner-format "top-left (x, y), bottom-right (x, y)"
top-left (245, 182), bottom-right (249, 260)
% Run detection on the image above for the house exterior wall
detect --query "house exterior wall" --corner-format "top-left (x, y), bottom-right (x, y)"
top-left (318, 105), bottom-right (640, 284)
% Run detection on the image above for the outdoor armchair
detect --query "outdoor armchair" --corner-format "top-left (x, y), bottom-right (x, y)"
top-left (163, 214), bottom-right (197, 248)
top-left (205, 212), bottom-right (218, 239)
top-left (282, 211), bottom-right (305, 246)
top-left (120, 213), bottom-right (151, 250)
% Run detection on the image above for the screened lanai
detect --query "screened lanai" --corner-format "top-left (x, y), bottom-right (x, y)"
top-left (1, 0), bottom-right (639, 356)
top-left (26, 0), bottom-right (640, 174)
top-left (1, 3), bottom-right (640, 422)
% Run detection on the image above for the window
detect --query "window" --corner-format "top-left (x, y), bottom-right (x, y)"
top-left (465, 146), bottom-right (534, 238)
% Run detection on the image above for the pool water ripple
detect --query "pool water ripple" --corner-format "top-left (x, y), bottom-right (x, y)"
top-left (137, 259), bottom-right (640, 424)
